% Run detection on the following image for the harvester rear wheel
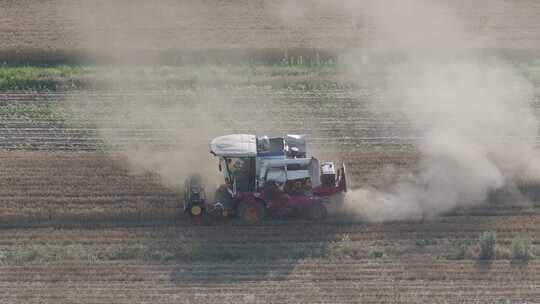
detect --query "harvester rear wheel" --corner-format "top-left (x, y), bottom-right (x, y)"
top-left (238, 202), bottom-right (265, 224)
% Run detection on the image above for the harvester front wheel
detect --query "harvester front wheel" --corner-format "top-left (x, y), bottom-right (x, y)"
top-left (238, 202), bottom-right (266, 224)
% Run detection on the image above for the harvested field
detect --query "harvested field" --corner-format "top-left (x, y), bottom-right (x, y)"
top-left (0, 152), bottom-right (181, 226)
top-left (0, 90), bottom-right (417, 151)
top-left (2, 87), bottom-right (540, 218)
top-left (0, 221), bottom-right (540, 303)
top-left (1, 260), bottom-right (539, 303)
top-left (1, 87), bottom-right (540, 301)
top-left (3, 0), bottom-right (540, 300)
top-left (2, 0), bottom-right (540, 63)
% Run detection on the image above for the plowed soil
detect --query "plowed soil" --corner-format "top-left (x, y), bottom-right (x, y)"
top-left (2, 0), bottom-right (540, 63)
top-left (1, 89), bottom-right (540, 303)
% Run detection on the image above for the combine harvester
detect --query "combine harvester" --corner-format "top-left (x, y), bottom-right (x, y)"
top-left (184, 134), bottom-right (347, 224)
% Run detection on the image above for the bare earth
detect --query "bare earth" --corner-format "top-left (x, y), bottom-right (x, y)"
top-left (2, 0), bottom-right (540, 61)
top-left (2, 0), bottom-right (540, 302)
top-left (1, 90), bottom-right (540, 303)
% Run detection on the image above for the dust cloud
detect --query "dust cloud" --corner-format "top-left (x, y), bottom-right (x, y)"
top-left (97, 98), bottom-right (223, 189)
top-left (66, 1), bottom-right (210, 62)
top-left (64, 1), bottom-right (223, 191)
top-left (64, 0), bottom-right (540, 220)
top-left (340, 0), bottom-right (540, 221)
top-left (65, 90), bottom-right (225, 192)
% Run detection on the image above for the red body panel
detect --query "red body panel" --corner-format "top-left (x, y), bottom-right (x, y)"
top-left (312, 185), bottom-right (344, 196)
top-left (205, 163), bottom-right (348, 219)
top-left (235, 190), bottom-right (322, 211)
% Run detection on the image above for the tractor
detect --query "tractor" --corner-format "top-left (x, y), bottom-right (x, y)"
top-left (183, 134), bottom-right (347, 224)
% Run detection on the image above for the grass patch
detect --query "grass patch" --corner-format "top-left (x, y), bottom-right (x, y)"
top-left (415, 238), bottom-right (437, 247)
top-left (0, 64), bottom-right (345, 91)
top-left (0, 237), bottom-right (331, 263)
top-left (126, 241), bottom-right (202, 261)
top-left (370, 249), bottom-right (384, 259)
top-left (0, 244), bottom-right (90, 263)
top-left (0, 103), bottom-right (67, 128)
top-left (0, 66), bottom-right (92, 91)
top-left (1, 62), bottom-right (539, 92)
top-left (478, 231), bottom-right (497, 260)
top-left (446, 240), bottom-right (473, 260)
top-left (511, 237), bottom-right (530, 261)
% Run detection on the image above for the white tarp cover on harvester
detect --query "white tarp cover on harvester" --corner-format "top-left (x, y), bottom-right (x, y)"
top-left (210, 134), bottom-right (257, 157)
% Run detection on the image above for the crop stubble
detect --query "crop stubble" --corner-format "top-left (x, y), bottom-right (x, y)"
top-left (3, 0), bottom-right (540, 301)
top-left (1, 89), bottom-right (540, 302)
top-left (2, 0), bottom-right (540, 63)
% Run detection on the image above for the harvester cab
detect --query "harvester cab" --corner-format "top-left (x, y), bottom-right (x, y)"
top-left (184, 134), bottom-right (347, 224)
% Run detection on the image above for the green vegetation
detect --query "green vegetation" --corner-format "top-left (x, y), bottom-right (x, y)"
top-left (0, 66), bottom-right (91, 91)
top-left (1, 232), bottom-right (536, 263)
top-left (0, 103), bottom-right (66, 128)
top-left (446, 240), bottom-right (473, 260)
top-left (0, 231), bottom-right (413, 263)
top-left (0, 64), bottom-right (345, 91)
top-left (479, 231), bottom-right (497, 260)
top-left (415, 238), bottom-right (437, 247)
top-left (511, 237), bottom-right (530, 261)
top-left (0, 236), bottom-right (330, 263)
top-left (1, 61), bottom-right (539, 92)
top-left (370, 249), bottom-right (384, 259)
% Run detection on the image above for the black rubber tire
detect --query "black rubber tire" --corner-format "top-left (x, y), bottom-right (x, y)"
top-left (307, 203), bottom-right (328, 220)
top-left (237, 201), bottom-right (266, 224)
top-left (184, 174), bottom-right (203, 214)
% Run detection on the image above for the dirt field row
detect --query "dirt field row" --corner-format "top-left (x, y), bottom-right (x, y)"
top-left (0, 91), bottom-right (414, 152)
top-left (2, 87), bottom-right (540, 302)
top-left (1, 150), bottom-right (539, 226)
top-left (0, 222), bottom-right (539, 304)
top-left (0, 150), bottom-right (410, 226)
top-left (4, 91), bottom-right (539, 152)
top-left (2, 89), bottom-right (540, 224)
top-left (2, 0), bottom-right (540, 63)
top-left (0, 260), bottom-right (539, 303)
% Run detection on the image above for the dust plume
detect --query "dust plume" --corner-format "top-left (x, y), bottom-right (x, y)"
top-left (62, 0), bottom-right (333, 192)
top-left (66, 1), bottom-right (211, 63)
top-left (62, 0), bottom-right (540, 218)
top-left (64, 1), bottom-right (224, 191)
top-left (342, 0), bottom-right (540, 221)
top-left (64, 91), bottom-right (225, 192)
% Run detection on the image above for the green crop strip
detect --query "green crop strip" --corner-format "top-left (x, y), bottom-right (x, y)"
top-left (1, 62), bottom-right (539, 92)
top-left (0, 103), bottom-right (67, 128)
top-left (0, 64), bottom-right (346, 91)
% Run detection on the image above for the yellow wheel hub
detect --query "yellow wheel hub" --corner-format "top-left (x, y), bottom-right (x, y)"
top-left (191, 206), bottom-right (202, 216)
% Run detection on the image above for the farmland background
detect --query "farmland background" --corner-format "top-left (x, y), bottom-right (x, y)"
top-left (2, 0), bottom-right (540, 63)
top-left (2, 0), bottom-right (540, 303)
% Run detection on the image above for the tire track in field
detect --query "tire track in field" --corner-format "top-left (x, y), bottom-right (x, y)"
top-left (0, 260), bottom-right (539, 303)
